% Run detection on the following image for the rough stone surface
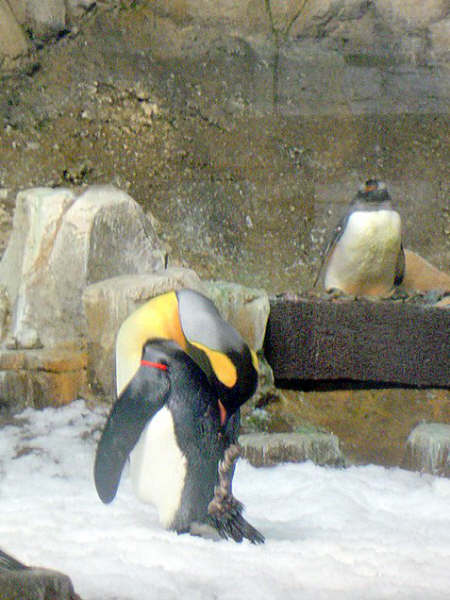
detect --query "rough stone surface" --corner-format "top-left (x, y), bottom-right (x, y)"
top-left (202, 280), bottom-right (270, 351)
top-left (23, 0), bottom-right (66, 39)
top-left (7, 0), bottom-right (26, 24)
top-left (0, 567), bottom-right (79, 600)
top-left (239, 432), bottom-right (345, 467)
top-left (375, 0), bottom-right (448, 31)
top-left (0, 187), bottom-right (76, 348)
top-left (82, 267), bottom-right (202, 397)
top-left (429, 18), bottom-right (450, 63)
top-left (0, 0), bottom-right (28, 59)
top-left (403, 422), bottom-right (450, 477)
top-left (265, 296), bottom-right (450, 387)
top-left (277, 387), bottom-right (450, 468)
top-left (0, 347), bottom-right (87, 410)
top-left (0, 185), bottom-right (165, 349)
top-left (401, 249), bottom-right (450, 294)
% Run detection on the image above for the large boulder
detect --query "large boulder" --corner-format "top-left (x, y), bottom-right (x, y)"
top-left (23, 0), bottom-right (66, 39)
top-left (0, 185), bottom-right (165, 349)
top-left (0, 567), bottom-right (80, 600)
top-left (201, 280), bottom-right (270, 352)
top-left (0, 0), bottom-right (28, 60)
top-left (82, 267), bottom-right (202, 397)
top-left (82, 274), bottom-right (270, 398)
top-left (401, 249), bottom-right (450, 294)
top-left (239, 431), bottom-right (345, 467)
top-left (403, 423), bottom-right (450, 477)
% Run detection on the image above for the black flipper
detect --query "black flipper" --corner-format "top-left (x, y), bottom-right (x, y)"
top-left (94, 364), bottom-right (170, 503)
top-left (313, 213), bottom-right (348, 288)
top-left (0, 549), bottom-right (29, 571)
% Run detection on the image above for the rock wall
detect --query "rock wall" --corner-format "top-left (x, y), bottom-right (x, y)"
top-left (0, 185), bottom-right (271, 405)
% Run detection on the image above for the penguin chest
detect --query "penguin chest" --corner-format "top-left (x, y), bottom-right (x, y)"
top-left (129, 406), bottom-right (187, 528)
top-left (325, 210), bottom-right (401, 294)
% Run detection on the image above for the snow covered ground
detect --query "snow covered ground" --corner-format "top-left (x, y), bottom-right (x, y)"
top-left (0, 400), bottom-right (449, 600)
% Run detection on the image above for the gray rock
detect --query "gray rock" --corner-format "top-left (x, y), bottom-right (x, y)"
top-left (403, 423), bottom-right (450, 477)
top-left (24, 0), bottom-right (66, 39)
top-left (82, 267), bottom-right (202, 396)
top-left (0, 0), bottom-right (28, 59)
top-left (239, 432), bottom-right (345, 467)
top-left (201, 280), bottom-right (270, 352)
top-left (0, 185), bottom-right (165, 349)
top-left (7, 1), bottom-right (27, 25)
top-left (375, 0), bottom-right (448, 31)
top-left (66, 0), bottom-right (96, 19)
top-left (429, 18), bottom-right (450, 63)
top-left (0, 567), bottom-right (79, 600)
top-left (0, 187), bottom-right (76, 348)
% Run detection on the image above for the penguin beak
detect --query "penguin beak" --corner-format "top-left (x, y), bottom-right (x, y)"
top-left (218, 400), bottom-right (228, 427)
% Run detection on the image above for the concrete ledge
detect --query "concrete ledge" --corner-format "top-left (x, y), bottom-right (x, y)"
top-left (0, 347), bottom-right (87, 409)
top-left (239, 432), bottom-right (345, 467)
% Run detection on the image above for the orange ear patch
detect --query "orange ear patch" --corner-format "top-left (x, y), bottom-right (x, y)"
top-left (190, 341), bottom-right (237, 388)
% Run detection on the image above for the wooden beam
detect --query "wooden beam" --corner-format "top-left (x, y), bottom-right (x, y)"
top-left (264, 296), bottom-right (450, 388)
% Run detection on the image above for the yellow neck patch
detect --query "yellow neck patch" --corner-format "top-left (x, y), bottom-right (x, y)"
top-left (190, 341), bottom-right (237, 388)
top-left (116, 291), bottom-right (187, 395)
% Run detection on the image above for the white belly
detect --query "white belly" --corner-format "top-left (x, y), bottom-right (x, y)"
top-left (130, 406), bottom-right (187, 528)
top-left (325, 210), bottom-right (402, 295)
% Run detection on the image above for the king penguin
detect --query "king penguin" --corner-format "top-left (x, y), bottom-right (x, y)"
top-left (315, 180), bottom-right (405, 296)
top-left (94, 289), bottom-right (263, 543)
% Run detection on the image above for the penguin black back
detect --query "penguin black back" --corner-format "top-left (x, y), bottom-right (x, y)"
top-left (94, 339), bottom-right (263, 542)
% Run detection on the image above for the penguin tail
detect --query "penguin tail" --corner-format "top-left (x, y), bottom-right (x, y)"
top-left (207, 444), bottom-right (264, 544)
top-left (207, 503), bottom-right (265, 544)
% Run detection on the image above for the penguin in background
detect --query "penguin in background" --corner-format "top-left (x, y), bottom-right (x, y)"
top-left (94, 289), bottom-right (264, 543)
top-left (314, 180), bottom-right (405, 297)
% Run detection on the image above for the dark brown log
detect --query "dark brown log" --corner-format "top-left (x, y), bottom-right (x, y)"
top-left (264, 296), bottom-right (450, 388)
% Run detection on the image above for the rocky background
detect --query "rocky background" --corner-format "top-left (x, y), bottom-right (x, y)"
top-left (0, 0), bottom-right (449, 473)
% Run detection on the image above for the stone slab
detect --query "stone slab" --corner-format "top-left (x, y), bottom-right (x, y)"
top-left (239, 432), bottom-right (345, 467)
top-left (264, 296), bottom-right (450, 387)
top-left (403, 422), bottom-right (450, 477)
top-left (0, 347), bottom-right (87, 409)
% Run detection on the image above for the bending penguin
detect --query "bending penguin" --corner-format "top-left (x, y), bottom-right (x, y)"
top-left (314, 180), bottom-right (405, 296)
top-left (94, 288), bottom-right (264, 543)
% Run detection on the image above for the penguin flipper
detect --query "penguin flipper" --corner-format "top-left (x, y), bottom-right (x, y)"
top-left (94, 372), bottom-right (169, 504)
top-left (394, 242), bottom-right (405, 286)
top-left (313, 215), bottom-right (347, 288)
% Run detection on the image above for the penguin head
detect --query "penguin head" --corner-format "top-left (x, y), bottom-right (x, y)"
top-left (116, 289), bottom-right (259, 426)
top-left (176, 289), bottom-right (259, 423)
top-left (356, 179), bottom-right (390, 205)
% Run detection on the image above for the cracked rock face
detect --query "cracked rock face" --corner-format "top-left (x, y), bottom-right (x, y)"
top-left (0, 185), bottom-right (165, 349)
